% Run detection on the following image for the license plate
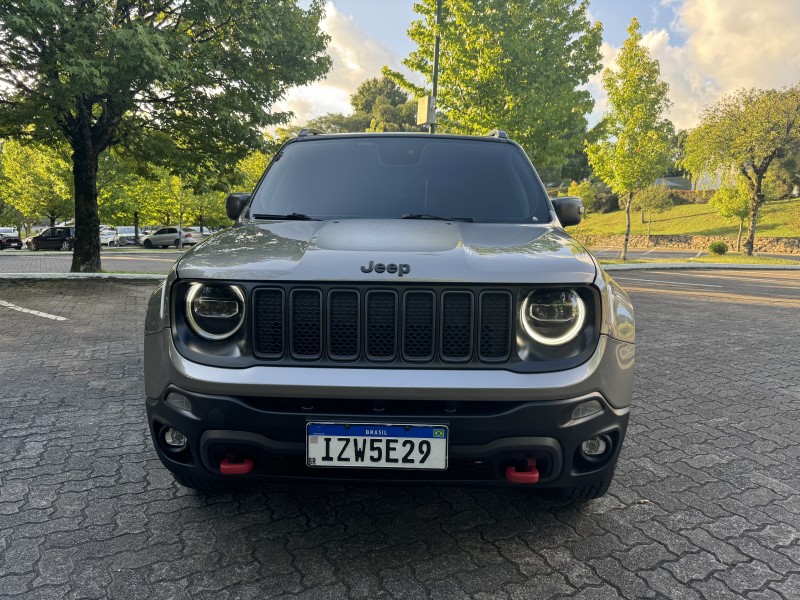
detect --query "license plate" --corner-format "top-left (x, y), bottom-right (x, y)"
top-left (306, 423), bottom-right (448, 470)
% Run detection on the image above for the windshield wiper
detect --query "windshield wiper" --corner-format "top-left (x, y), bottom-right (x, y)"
top-left (251, 213), bottom-right (319, 221)
top-left (401, 213), bottom-right (474, 222)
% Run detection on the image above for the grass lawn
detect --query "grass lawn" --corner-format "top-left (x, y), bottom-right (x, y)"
top-left (566, 198), bottom-right (800, 238)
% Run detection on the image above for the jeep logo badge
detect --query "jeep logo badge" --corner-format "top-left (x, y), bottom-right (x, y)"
top-left (360, 261), bottom-right (411, 277)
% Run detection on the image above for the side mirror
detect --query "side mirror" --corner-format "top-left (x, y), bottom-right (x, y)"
top-left (225, 193), bottom-right (251, 221)
top-left (551, 196), bottom-right (583, 227)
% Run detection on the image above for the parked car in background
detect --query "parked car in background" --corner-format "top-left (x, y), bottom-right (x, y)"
top-left (141, 227), bottom-right (197, 248)
top-left (0, 227), bottom-right (23, 250)
top-left (28, 227), bottom-right (76, 251)
top-left (114, 226), bottom-right (139, 246)
top-left (100, 229), bottom-right (117, 246)
top-left (186, 226), bottom-right (211, 240)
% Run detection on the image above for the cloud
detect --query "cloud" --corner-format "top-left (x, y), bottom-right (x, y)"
top-left (275, 2), bottom-right (399, 126)
top-left (678, 0), bottom-right (800, 94)
top-left (589, 0), bottom-right (800, 130)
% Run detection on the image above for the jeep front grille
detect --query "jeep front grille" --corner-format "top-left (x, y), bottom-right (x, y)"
top-left (252, 286), bottom-right (513, 365)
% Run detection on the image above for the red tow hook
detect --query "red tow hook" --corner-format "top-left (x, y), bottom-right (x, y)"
top-left (219, 455), bottom-right (254, 476)
top-left (505, 458), bottom-right (540, 484)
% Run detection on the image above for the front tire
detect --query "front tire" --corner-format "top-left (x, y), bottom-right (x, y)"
top-left (174, 239), bottom-right (181, 248)
top-left (143, 239), bottom-right (153, 249)
top-left (31, 241), bottom-right (38, 251)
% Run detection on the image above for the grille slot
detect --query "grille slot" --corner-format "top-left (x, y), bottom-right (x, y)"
top-left (479, 291), bottom-right (512, 361)
top-left (328, 290), bottom-right (360, 360)
top-left (366, 290), bottom-right (398, 361)
top-left (440, 291), bottom-right (474, 361)
top-left (290, 289), bottom-right (322, 359)
top-left (253, 288), bottom-right (284, 357)
top-left (251, 285), bottom-right (525, 366)
top-left (403, 291), bottom-right (435, 361)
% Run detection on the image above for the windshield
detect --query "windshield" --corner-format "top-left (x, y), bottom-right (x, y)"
top-left (117, 227), bottom-right (134, 234)
top-left (249, 136), bottom-right (551, 223)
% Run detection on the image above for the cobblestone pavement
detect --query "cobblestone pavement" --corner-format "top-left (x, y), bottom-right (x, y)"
top-left (1, 271), bottom-right (799, 599)
top-left (0, 249), bottom-right (180, 274)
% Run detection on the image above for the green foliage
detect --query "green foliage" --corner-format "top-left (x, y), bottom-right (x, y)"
top-left (633, 185), bottom-right (673, 214)
top-left (708, 241), bottom-right (728, 255)
top-left (586, 18), bottom-right (673, 205)
top-left (236, 151), bottom-right (273, 192)
top-left (400, 0), bottom-right (602, 170)
top-left (0, 140), bottom-right (73, 224)
top-left (0, 0), bottom-right (332, 271)
top-left (567, 180), bottom-right (599, 213)
top-left (709, 177), bottom-right (750, 222)
top-left (682, 86), bottom-right (800, 253)
top-left (351, 77), bottom-right (409, 114)
top-left (298, 76), bottom-right (419, 134)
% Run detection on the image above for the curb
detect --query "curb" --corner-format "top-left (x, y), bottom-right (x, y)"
top-left (602, 263), bottom-right (800, 271)
top-left (0, 273), bottom-right (164, 281)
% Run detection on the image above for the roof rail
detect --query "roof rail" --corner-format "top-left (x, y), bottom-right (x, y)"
top-left (487, 129), bottom-right (508, 139)
top-left (297, 128), bottom-right (327, 139)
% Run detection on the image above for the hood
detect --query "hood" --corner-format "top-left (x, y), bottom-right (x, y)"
top-left (176, 220), bottom-right (597, 284)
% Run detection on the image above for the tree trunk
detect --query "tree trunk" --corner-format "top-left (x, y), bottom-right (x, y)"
top-left (70, 144), bottom-right (101, 272)
top-left (621, 192), bottom-right (632, 261)
top-left (49, 214), bottom-right (56, 227)
top-left (742, 202), bottom-right (760, 256)
top-left (200, 214), bottom-right (205, 235)
top-left (647, 220), bottom-right (652, 246)
top-left (742, 179), bottom-right (764, 257)
top-left (640, 208), bottom-right (645, 224)
top-left (737, 220), bottom-right (743, 253)
top-left (134, 211), bottom-right (140, 245)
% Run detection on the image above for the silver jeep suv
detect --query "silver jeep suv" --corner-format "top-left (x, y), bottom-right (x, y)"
top-left (144, 131), bottom-right (635, 499)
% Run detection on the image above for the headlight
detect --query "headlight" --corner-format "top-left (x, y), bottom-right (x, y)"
top-left (520, 289), bottom-right (586, 346)
top-left (185, 283), bottom-right (245, 340)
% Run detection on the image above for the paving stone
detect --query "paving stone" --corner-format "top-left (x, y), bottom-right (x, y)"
top-left (0, 274), bottom-right (798, 598)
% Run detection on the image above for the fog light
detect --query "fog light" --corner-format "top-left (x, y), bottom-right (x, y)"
top-left (581, 436), bottom-right (608, 457)
top-left (163, 428), bottom-right (188, 449)
top-left (166, 392), bottom-right (192, 412)
top-left (572, 400), bottom-right (602, 420)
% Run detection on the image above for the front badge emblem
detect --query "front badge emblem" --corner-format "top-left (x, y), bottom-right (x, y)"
top-left (360, 261), bottom-right (411, 277)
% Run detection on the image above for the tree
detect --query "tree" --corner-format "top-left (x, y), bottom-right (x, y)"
top-left (351, 77), bottom-right (409, 114)
top-left (0, 140), bottom-right (73, 227)
top-left (586, 18), bottom-right (672, 261)
top-left (683, 86), bottom-right (800, 255)
top-left (566, 180), bottom-right (599, 214)
top-left (709, 177), bottom-right (750, 252)
top-left (0, 1), bottom-right (331, 271)
top-left (299, 76), bottom-right (418, 134)
top-left (632, 184), bottom-right (673, 243)
top-left (390, 0), bottom-right (602, 171)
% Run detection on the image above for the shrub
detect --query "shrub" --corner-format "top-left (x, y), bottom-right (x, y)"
top-left (708, 241), bottom-right (728, 255)
top-left (633, 185), bottom-right (673, 213)
top-left (567, 180), bottom-right (600, 213)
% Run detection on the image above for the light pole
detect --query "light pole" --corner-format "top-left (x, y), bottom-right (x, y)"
top-left (430, 0), bottom-right (443, 134)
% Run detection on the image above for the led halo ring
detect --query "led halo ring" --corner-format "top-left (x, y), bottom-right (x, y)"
top-left (520, 289), bottom-right (586, 346)
top-left (185, 283), bottom-right (246, 341)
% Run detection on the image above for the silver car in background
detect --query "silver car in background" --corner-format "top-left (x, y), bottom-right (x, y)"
top-left (142, 227), bottom-right (198, 248)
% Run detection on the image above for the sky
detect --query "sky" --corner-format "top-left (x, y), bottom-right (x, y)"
top-left (281, 0), bottom-right (800, 131)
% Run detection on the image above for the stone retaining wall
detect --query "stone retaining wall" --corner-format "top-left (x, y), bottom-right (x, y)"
top-left (577, 234), bottom-right (800, 254)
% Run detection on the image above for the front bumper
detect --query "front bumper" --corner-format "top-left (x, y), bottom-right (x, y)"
top-left (144, 329), bottom-right (634, 487)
